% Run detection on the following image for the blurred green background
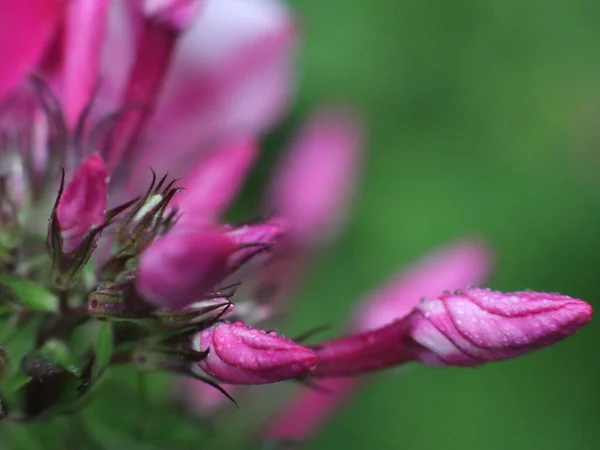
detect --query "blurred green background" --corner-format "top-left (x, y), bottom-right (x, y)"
top-left (4, 0), bottom-right (600, 449)
top-left (271, 0), bottom-right (600, 449)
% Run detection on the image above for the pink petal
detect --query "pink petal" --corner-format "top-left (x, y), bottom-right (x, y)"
top-left (194, 321), bottom-right (316, 384)
top-left (144, 0), bottom-right (204, 29)
top-left (135, 0), bottom-right (297, 179)
top-left (0, 0), bottom-right (65, 100)
top-left (62, 0), bottom-right (109, 127)
top-left (267, 108), bottom-right (364, 245)
top-left (104, 15), bottom-right (180, 170)
top-left (174, 137), bottom-right (258, 225)
top-left (56, 153), bottom-right (108, 253)
top-left (137, 229), bottom-right (236, 309)
top-left (353, 238), bottom-right (493, 332)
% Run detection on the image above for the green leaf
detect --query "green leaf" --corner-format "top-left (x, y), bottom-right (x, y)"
top-left (0, 273), bottom-right (58, 312)
top-left (92, 321), bottom-right (114, 380)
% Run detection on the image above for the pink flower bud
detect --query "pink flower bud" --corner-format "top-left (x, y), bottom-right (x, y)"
top-left (310, 289), bottom-right (592, 376)
top-left (56, 153), bottom-right (108, 253)
top-left (410, 288), bottom-right (593, 366)
top-left (174, 137), bottom-right (257, 225)
top-left (267, 108), bottom-right (363, 245)
top-left (137, 229), bottom-right (236, 309)
top-left (194, 321), bottom-right (317, 384)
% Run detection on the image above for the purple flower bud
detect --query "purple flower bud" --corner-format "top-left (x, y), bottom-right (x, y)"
top-left (137, 229), bottom-right (236, 309)
top-left (194, 321), bottom-right (317, 384)
top-left (310, 289), bottom-right (592, 377)
top-left (56, 153), bottom-right (108, 253)
top-left (410, 288), bottom-right (593, 366)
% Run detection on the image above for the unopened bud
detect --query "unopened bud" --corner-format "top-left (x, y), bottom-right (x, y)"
top-left (194, 321), bottom-right (317, 384)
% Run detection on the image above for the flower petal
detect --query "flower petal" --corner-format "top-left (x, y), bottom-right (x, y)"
top-left (353, 238), bottom-right (493, 332)
top-left (267, 108), bottom-right (364, 245)
top-left (0, 0), bottom-right (65, 100)
top-left (135, 0), bottom-right (297, 178)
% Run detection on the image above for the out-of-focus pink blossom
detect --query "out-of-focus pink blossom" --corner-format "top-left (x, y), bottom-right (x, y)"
top-left (56, 153), bottom-right (108, 253)
top-left (62, 0), bottom-right (109, 127)
top-left (135, 0), bottom-right (297, 178)
top-left (174, 137), bottom-right (257, 225)
top-left (194, 321), bottom-right (316, 384)
top-left (137, 229), bottom-right (236, 309)
top-left (411, 288), bottom-right (594, 366)
top-left (0, 0), bottom-right (65, 101)
top-left (353, 238), bottom-right (493, 332)
top-left (262, 238), bottom-right (492, 441)
top-left (267, 108), bottom-right (363, 245)
top-left (144, 0), bottom-right (204, 29)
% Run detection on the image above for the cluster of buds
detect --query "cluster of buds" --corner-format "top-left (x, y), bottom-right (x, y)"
top-left (0, 0), bottom-right (594, 447)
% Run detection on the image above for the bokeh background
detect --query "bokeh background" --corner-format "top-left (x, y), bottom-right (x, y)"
top-left (3, 0), bottom-right (600, 449)
top-left (259, 0), bottom-right (600, 449)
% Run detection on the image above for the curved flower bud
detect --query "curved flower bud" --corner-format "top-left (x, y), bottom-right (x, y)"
top-left (310, 289), bottom-right (592, 377)
top-left (410, 288), bottom-right (593, 366)
top-left (194, 321), bottom-right (317, 384)
top-left (137, 229), bottom-right (236, 309)
top-left (267, 108), bottom-right (363, 245)
top-left (55, 153), bottom-right (108, 253)
top-left (174, 137), bottom-right (257, 225)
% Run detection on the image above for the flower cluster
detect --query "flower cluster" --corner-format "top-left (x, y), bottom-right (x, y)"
top-left (0, 0), bottom-right (593, 447)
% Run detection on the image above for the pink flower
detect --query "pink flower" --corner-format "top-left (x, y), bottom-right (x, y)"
top-left (137, 229), bottom-right (236, 309)
top-left (194, 321), bottom-right (317, 384)
top-left (55, 153), bottom-right (108, 253)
